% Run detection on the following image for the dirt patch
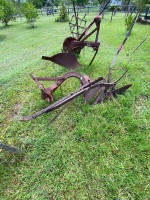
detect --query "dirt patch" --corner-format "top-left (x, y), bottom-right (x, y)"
top-left (13, 103), bottom-right (22, 114)
top-left (133, 94), bottom-right (149, 117)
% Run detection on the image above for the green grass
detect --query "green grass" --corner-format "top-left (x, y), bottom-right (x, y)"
top-left (0, 13), bottom-right (150, 199)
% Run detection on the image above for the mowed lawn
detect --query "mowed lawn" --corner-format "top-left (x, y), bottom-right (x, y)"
top-left (0, 12), bottom-right (150, 199)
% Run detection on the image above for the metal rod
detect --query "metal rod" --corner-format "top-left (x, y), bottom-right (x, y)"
top-left (72, 0), bottom-right (79, 38)
top-left (77, 0), bottom-right (110, 41)
top-left (0, 143), bottom-right (20, 153)
top-left (130, 38), bottom-right (147, 57)
top-left (106, 12), bottom-right (139, 82)
top-left (50, 101), bottom-right (72, 123)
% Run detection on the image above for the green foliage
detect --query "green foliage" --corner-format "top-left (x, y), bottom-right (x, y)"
top-left (0, 0), bottom-right (17, 26)
top-left (108, 6), bottom-right (121, 11)
top-left (0, 7), bottom-right (4, 19)
top-left (28, 0), bottom-right (45, 9)
top-left (53, 0), bottom-right (59, 7)
top-left (22, 2), bottom-right (39, 27)
top-left (93, 0), bottom-right (100, 6)
top-left (98, 0), bottom-right (108, 4)
top-left (76, 0), bottom-right (89, 6)
top-left (125, 14), bottom-right (134, 31)
top-left (55, 3), bottom-right (69, 22)
top-left (133, 0), bottom-right (150, 12)
top-left (11, 0), bottom-right (23, 18)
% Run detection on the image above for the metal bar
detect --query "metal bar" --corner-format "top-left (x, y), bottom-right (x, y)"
top-left (106, 12), bottom-right (138, 82)
top-left (32, 76), bottom-right (64, 81)
top-left (130, 38), bottom-right (147, 56)
top-left (30, 74), bottom-right (53, 98)
top-left (80, 27), bottom-right (97, 42)
top-left (89, 49), bottom-right (99, 66)
top-left (0, 143), bottom-right (20, 153)
top-left (72, 0), bottom-right (79, 38)
top-left (50, 101), bottom-right (72, 123)
top-left (19, 77), bottom-right (104, 121)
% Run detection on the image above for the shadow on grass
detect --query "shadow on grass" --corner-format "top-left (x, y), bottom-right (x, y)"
top-left (0, 35), bottom-right (7, 41)
top-left (25, 25), bottom-right (39, 30)
top-left (0, 24), bottom-right (15, 30)
top-left (0, 24), bottom-right (15, 41)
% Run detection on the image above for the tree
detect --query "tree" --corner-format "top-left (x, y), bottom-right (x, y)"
top-left (11, 0), bottom-right (22, 18)
top-left (0, 0), bottom-right (17, 26)
top-left (127, 0), bottom-right (132, 16)
top-left (93, 0), bottom-right (100, 6)
top-left (53, 0), bottom-right (59, 7)
top-left (68, 0), bottom-right (88, 6)
top-left (0, 7), bottom-right (4, 20)
top-left (98, 0), bottom-right (108, 4)
top-left (76, 0), bottom-right (88, 6)
top-left (55, 3), bottom-right (69, 22)
top-left (108, 6), bottom-right (121, 22)
top-left (22, 2), bottom-right (39, 28)
top-left (125, 14), bottom-right (134, 31)
top-left (28, 0), bottom-right (46, 9)
top-left (98, 0), bottom-right (108, 18)
top-left (133, 0), bottom-right (150, 12)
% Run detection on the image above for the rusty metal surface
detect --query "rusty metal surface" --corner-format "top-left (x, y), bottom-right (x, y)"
top-left (19, 76), bottom-right (104, 121)
top-left (42, 1), bottom-right (110, 69)
top-left (19, 74), bottom-right (132, 122)
top-left (62, 14), bottom-right (101, 66)
top-left (42, 52), bottom-right (80, 69)
top-left (18, 1), bottom-right (137, 122)
top-left (63, 37), bottom-right (77, 52)
top-left (30, 72), bottom-right (92, 102)
top-left (108, 84), bottom-right (132, 97)
top-left (61, 1), bottom-right (110, 66)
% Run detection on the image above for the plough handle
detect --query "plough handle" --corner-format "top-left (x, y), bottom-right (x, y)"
top-left (77, 0), bottom-right (110, 41)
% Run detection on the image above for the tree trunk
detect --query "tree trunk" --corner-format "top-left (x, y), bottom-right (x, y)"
top-left (100, 2), bottom-right (105, 19)
top-left (4, 20), bottom-right (8, 26)
top-left (127, 0), bottom-right (132, 17)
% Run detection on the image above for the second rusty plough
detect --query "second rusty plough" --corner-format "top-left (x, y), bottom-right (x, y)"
top-left (19, 70), bottom-right (131, 121)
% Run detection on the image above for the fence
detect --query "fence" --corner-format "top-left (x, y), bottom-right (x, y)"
top-left (38, 5), bottom-right (137, 16)
top-left (37, 6), bottom-right (100, 16)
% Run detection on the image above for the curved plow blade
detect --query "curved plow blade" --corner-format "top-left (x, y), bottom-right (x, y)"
top-left (84, 85), bottom-right (101, 103)
top-left (111, 84), bottom-right (132, 96)
top-left (42, 52), bottom-right (80, 69)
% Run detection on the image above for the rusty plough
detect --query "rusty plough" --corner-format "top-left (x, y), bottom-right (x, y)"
top-left (42, 0), bottom-right (110, 69)
top-left (19, 8), bottom-right (141, 122)
top-left (19, 70), bottom-right (131, 121)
